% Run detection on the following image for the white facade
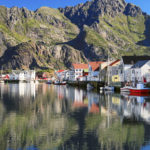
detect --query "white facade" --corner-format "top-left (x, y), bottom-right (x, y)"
top-left (87, 65), bottom-right (99, 81)
top-left (130, 60), bottom-right (150, 82)
top-left (68, 69), bottom-right (85, 81)
top-left (119, 59), bottom-right (133, 82)
top-left (68, 70), bottom-right (75, 81)
top-left (74, 69), bottom-right (84, 80)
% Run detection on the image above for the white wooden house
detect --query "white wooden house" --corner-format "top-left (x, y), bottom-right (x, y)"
top-left (69, 63), bottom-right (89, 81)
top-left (130, 60), bottom-right (150, 82)
top-left (119, 56), bottom-right (150, 82)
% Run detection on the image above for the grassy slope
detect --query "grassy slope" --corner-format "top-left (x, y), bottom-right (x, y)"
top-left (84, 13), bottom-right (150, 58)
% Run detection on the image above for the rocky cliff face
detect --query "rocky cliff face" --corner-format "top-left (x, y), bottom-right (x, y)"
top-left (60, 0), bottom-right (150, 60)
top-left (0, 6), bottom-right (87, 69)
top-left (0, 0), bottom-right (150, 70)
top-left (0, 41), bottom-right (87, 69)
top-left (59, 0), bottom-right (126, 28)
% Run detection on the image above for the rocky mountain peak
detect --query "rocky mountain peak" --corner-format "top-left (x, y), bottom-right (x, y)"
top-left (59, 0), bottom-right (126, 28)
top-left (124, 3), bottom-right (142, 17)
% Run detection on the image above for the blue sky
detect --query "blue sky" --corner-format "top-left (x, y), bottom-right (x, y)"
top-left (0, 0), bottom-right (149, 14)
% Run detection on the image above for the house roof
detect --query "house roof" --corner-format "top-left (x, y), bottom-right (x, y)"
top-left (109, 59), bottom-right (120, 66)
top-left (89, 61), bottom-right (104, 71)
top-left (72, 64), bottom-right (89, 69)
top-left (122, 56), bottom-right (150, 65)
top-left (103, 59), bottom-right (120, 69)
top-left (131, 60), bottom-right (149, 68)
top-left (56, 70), bottom-right (65, 73)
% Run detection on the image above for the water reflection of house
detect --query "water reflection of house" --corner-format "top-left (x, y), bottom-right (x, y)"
top-left (120, 94), bottom-right (150, 124)
top-left (72, 89), bottom-right (88, 108)
top-left (88, 92), bottom-right (100, 113)
top-left (9, 83), bottom-right (36, 98)
top-left (55, 85), bottom-right (65, 100)
top-left (9, 70), bottom-right (35, 81)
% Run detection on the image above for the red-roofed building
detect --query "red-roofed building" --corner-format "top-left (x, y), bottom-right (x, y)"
top-left (69, 63), bottom-right (89, 81)
top-left (87, 61), bottom-right (104, 81)
top-left (56, 70), bottom-right (65, 73)
top-left (99, 59), bottom-right (121, 82)
top-left (89, 61), bottom-right (104, 71)
top-left (55, 70), bottom-right (69, 81)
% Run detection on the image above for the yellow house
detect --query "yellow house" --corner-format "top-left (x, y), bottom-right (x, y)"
top-left (112, 75), bottom-right (120, 82)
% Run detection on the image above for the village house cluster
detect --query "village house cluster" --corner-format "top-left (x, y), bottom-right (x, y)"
top-left (55, 56), bottom-right (150, 84)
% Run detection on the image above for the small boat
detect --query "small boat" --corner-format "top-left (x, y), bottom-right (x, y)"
top-left (54, 81), bottom-right (66, 85)
top-left (120, 86), bottom-right (131, 92)
top-left (104, 86), bottom-right (114, 91)
top-left (46, 80), bottom-right (52, 84)
top-left (129, 83), bottom-right (150, 94)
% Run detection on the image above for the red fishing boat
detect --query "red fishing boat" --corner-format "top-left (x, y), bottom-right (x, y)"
top-left (129, 83), bottom-right (150, 94)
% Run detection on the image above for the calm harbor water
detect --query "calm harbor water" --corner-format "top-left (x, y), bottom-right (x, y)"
top-left (0, 83), bottom-right (150, 150)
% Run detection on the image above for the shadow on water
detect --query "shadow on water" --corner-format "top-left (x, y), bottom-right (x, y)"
top-left (59, 107), bottom-right (100, 150)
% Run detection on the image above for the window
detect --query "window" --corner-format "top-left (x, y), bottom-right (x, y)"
top-left (132, 70), bottom-right (135, 74)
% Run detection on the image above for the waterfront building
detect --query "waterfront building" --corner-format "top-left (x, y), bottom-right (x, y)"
top-left (109, 60), bottom-right (121, 82)
top-left (68, 70), bottom-right (75, 81)
top-left (130, 60), bottom-right (150, 82)
top-left (99, 59), bottom-right (120, 83)
top-left (55, 70), bottom-right (65, 81)
top-left (119, 56), bottom-right (150, 82)
top-left (70, 63), bottom-right (89, 81)
top-left (87, 61), bottom-right (104, 81)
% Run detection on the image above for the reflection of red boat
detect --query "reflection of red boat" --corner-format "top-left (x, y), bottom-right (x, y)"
top-left (129, 83), bottom-right (150, 94)
top-left (129, 92), bottom-right (150, 97)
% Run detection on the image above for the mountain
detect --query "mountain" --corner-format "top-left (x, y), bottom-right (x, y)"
top-left (60, 0), bottom-right (150, 59)
top-left (0, 0), bottom-right (150, 70)
top-left (0, 6), bottom-right (87, 69)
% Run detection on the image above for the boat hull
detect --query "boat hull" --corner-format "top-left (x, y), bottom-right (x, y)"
top-left (104, 86), bottom-right (114, 91)
top-left (120, 88), bottom-right (130, 92)
top-left (130, 89), bottom-right (150, 94)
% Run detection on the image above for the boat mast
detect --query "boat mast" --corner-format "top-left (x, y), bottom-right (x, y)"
top-left (107, 50), bottom-right (110, 86)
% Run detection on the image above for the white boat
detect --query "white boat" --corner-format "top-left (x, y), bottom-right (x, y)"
top-left (120, 86), bottom-right (131, 92)
top-left (46, 80), bottom-right (52, 84)
top-left (104, 86), bottom-right (114, 91)
top-left (54, 80), bottom-right (66, 85)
